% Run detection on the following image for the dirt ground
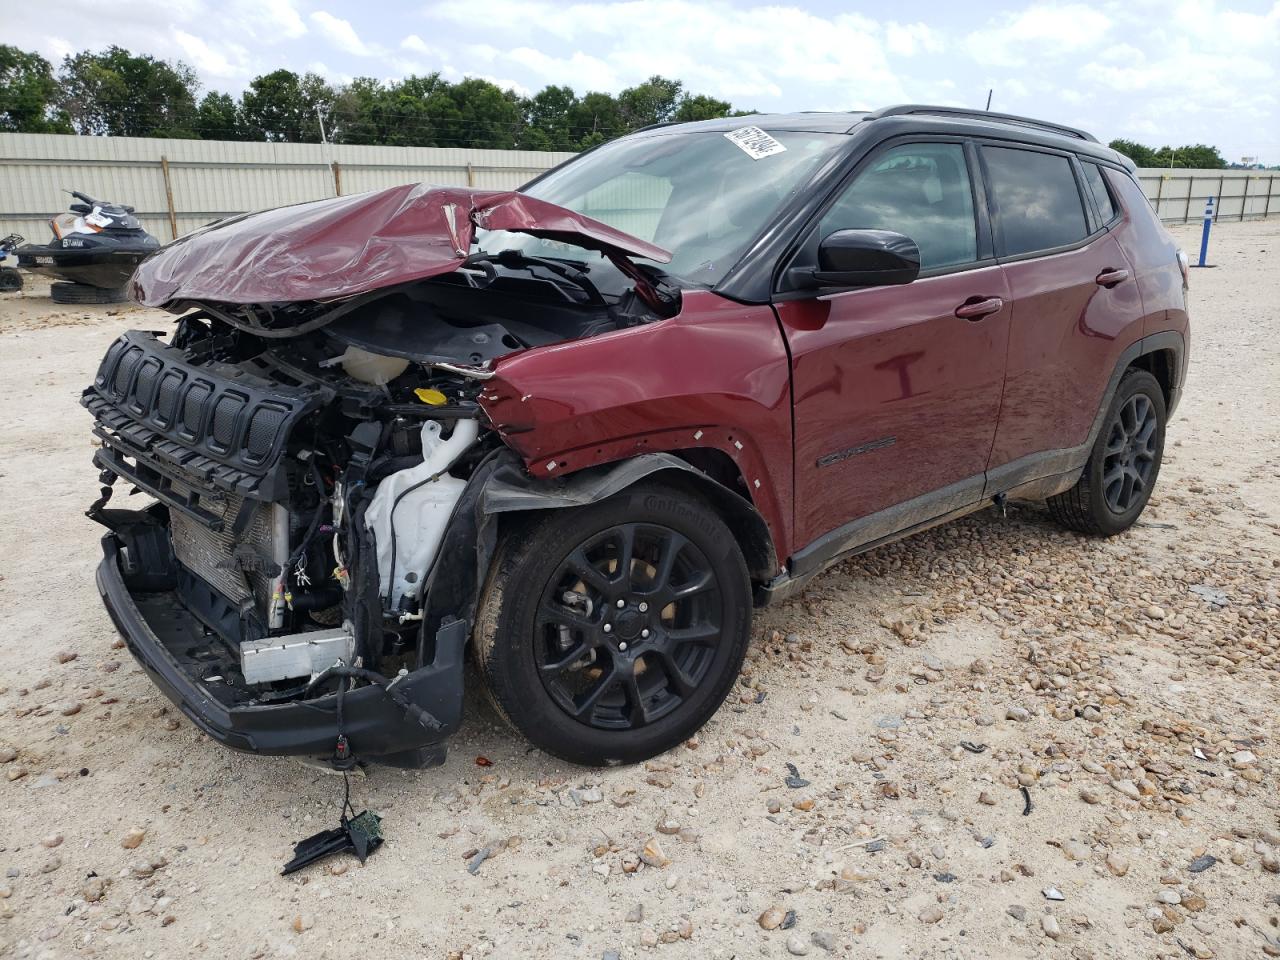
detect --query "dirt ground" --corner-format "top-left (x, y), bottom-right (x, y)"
top-left (0, 219), bottom-right (1277, 960)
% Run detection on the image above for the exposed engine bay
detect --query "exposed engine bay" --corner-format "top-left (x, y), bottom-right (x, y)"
top-left (85, 254), bottom-right (678, 729)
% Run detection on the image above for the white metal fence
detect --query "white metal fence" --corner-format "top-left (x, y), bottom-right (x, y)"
top-left (0, 132), bottom-right (1275, 245)
top-left (0, 133), bottom-right (575, 244)
top-left (1135, 168), bottom-right (1279, 224)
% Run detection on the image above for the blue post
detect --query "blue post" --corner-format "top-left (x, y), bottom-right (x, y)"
top-left (1197, 196), bottom-right (1214, 267)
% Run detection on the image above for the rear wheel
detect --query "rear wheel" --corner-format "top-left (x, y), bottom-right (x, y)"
top-left (1048, 368), bottom-right (1166, 535)
top-left (0, 267), bottom-right (21, 292)
top-left (50, 282), bottom-right (126, 304)
top-left (474, 482), bottom-right (752, 766)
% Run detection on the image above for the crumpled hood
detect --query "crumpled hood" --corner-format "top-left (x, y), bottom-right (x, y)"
top-left (130, 184), bottom-right (672, 307)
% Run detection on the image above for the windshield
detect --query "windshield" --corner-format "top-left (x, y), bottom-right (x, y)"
top-left (477, 129), bottom-right (847, 285)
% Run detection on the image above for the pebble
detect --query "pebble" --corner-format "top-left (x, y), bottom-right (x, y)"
top-left (810, 930), bottom-right (836, 953)
top-left (1007, 904), bottom-right (1026, 921)
top-left (1111, 779), bottom-right (1141, 800)
top-left (1041, 914), bottom-right (1062, 939)
top-left (1079, 787), bottom-right (1103, 804)
top-left (0, 747), bottom-right (16, 763)
top-left (625, 903), bottom-right (644, 922)
top-left (640, 838), bottom-right (669, 868)
top-left (291, 914), bottom-right (314, 933)
top-left (759, 905), bottom-right (787, 930)
top-left (1106, 853), bottom-right (1129, 877)
top-left (121, 827), bottom-right (146, 849)
top-left (919, 905), bottom-right (943, 924)
top-left (57, 701), bottom-right (82, 716)
top-left (1006, 706), bottom-right (1031, 722)
top-left (786, 933), bottom-right (810, 955)
top-left (41, 834), bottom-right (63, 848)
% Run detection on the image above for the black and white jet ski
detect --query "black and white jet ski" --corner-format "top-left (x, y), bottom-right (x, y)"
top-left (16, 191), bottom-right (160, 299)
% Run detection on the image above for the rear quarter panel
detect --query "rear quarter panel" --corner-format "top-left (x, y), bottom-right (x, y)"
top-left (479, 290), bottom-right (795, 566)
top-left (1107, 169), bottom-right (1188, 343)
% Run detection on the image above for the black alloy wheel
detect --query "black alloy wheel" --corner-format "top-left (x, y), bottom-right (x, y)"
top-left (474, 481), bottom-right (752, 766)
top-left (1100, 392), bottom-right (1159, 513)
top-left (533, 522), bottom-right (721, 731)
top-left (1048, 368), bottom-right (1167, 536)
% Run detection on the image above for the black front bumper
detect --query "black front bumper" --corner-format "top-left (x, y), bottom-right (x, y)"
top-left (96, 533), bottom-right (465, 765)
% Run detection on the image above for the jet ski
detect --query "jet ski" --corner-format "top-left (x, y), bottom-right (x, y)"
top-left (16, 191), bottom-right (161, 294)
top-left (0, 234), bottom-right (22, 292)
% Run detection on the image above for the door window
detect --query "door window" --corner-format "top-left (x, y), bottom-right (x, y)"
top-left (818, 143), bottom-right (978, 270)
top-left (983, 147), bottom-right (1089, 256)
top-left (1080, 162), bottom-right (1118, 223)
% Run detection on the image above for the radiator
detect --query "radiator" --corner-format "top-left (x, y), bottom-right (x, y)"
top-left (168, 486), bottom-right (288, 617)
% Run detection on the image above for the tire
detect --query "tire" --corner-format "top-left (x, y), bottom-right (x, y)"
top-left (474, 481), bottom-right (752, 766)
top-left (50, 282), bottom-right (126, 305)
top-left (0, 267), bottom-right (21, 292)
top-left (1048, 368), bottom-right (1166, 536)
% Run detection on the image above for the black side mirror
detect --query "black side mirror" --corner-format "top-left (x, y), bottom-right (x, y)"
top-left (812, 229), bottom-right (921, 288)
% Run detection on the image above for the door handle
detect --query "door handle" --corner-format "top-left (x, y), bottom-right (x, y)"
top-left (954, 296), bottom-right (1004, 320)
top-left (1095, 268), bottom-right (1130, 288)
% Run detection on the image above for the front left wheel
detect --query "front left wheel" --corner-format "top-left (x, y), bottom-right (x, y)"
top-left (473, 481), bottom-right (752, 766)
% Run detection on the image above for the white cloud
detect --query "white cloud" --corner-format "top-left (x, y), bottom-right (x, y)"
top-left (309, 11), bottom-right (382, 57)
top-left (964, 3), bottom-right (1112, 67)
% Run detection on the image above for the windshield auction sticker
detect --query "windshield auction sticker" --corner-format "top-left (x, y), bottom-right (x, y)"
top-left (723, 126), bottom-right (787, 160)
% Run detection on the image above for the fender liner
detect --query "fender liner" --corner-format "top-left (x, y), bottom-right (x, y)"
top-left (415, 450), bottom-right (778, 660)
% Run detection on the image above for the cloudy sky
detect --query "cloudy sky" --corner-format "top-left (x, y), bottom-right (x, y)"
top-left (10, 0), bottom-right (1280, 162)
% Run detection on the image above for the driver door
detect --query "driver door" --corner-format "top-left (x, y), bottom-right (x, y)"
top-left (774, 140), bottom-right (1012, 555)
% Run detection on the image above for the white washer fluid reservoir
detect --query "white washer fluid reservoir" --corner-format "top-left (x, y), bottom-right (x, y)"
top-left (365, 417), bottom-right (479, 608)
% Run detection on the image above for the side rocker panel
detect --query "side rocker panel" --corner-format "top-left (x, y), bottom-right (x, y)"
top-left (479, 290), bottom-right (795, 568)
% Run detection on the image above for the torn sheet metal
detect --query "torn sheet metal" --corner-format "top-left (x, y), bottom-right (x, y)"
top-left (130, 185), bottom-right (672, 308)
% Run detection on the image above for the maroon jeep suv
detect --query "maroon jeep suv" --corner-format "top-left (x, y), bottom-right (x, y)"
top-left (86, 105), bottom-right (1188, 768)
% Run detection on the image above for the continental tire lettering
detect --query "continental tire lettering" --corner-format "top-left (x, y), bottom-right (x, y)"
top-left (643, 495), bottom-right (721, 539)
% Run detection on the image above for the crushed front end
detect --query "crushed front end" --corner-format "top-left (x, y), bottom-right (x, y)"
top-left (85, 184), bottom-right (678, 767)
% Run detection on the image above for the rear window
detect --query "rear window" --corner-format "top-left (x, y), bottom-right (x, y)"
top-left (1080, 162), bottom-right (1117, 223)
top-left (983, 147), bottom-right (1088, 257)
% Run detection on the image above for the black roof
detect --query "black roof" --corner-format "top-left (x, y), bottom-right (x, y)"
top-left (634, 104), bottom-right (1130, 169)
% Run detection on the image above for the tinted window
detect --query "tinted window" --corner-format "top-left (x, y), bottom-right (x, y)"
top-left (820, 143), bottom-right (977, 270)
top-left (1081, 162), bottom-right (1117, 223)
top-left (983, 147), bottom-right (1088, 256)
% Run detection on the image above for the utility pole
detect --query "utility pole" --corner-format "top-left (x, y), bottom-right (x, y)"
top-left (316, 104), bottom-right (329, 144)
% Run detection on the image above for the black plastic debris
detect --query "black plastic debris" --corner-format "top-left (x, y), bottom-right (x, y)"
top-left (1020, 786), bottom-right (1033, 816)
top-left (934, 872), bottom-right (957, 883)
top-left (959, 742), bottom-right (988, 754)
top-left (780, 909), bottom-right (798, 930)
top-left (281, 810), bottom-right (383, 876)
top-left (1188, 854), bottom-right (1216, 873)
top-left (784, 763), bottom-right (810, 789)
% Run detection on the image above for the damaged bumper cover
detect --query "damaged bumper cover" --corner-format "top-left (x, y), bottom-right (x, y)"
top-left (96, 529), bottom-right (465, 764)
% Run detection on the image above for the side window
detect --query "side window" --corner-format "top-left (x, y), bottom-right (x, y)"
top-left (819, 143), bottom-right (977, 270)
top-left (983, 147), bottom-right (1088, 256)
top-left (1080, 161), bottom-right (1117, 223)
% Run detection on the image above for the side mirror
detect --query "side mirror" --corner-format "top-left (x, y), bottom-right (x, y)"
top-left (812, 229), bottom-right (920, 288)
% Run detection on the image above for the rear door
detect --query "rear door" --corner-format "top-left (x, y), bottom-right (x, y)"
top-left (775, 140), bottom-right (1012, 555)
top-left (980, 144), bottom-right (1145, 488)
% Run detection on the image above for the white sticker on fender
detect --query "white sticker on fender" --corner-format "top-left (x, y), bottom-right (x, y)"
top-left (723, 126), bottom-right (787, 160)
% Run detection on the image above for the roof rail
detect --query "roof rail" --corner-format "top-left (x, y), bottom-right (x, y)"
top-left (862, 104), bottom-right (1098, 143)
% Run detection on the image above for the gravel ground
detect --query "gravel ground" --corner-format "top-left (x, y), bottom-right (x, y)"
top-left (0, 219), bottom-right (1277, 960)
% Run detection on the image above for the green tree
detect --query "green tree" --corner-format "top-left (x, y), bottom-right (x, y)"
top-left (519, 84), bottom-right (580, 151)
top-left (1108, 138), bottom-right (1157, 166)
top-left (618, 75), bottom-right (683, 129)
top-left (195, 91), bottom-right (244, 140)
top-left (58, 46), bottom-right (199, 137)
top-left (240, 69), bottom-right (334, 142)
top-left (0, 46), bottom-right (71, 132)
top-left (565, 91), bottom-right (624, 148)
top-left (673, 93), bottom-right (732, 123)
